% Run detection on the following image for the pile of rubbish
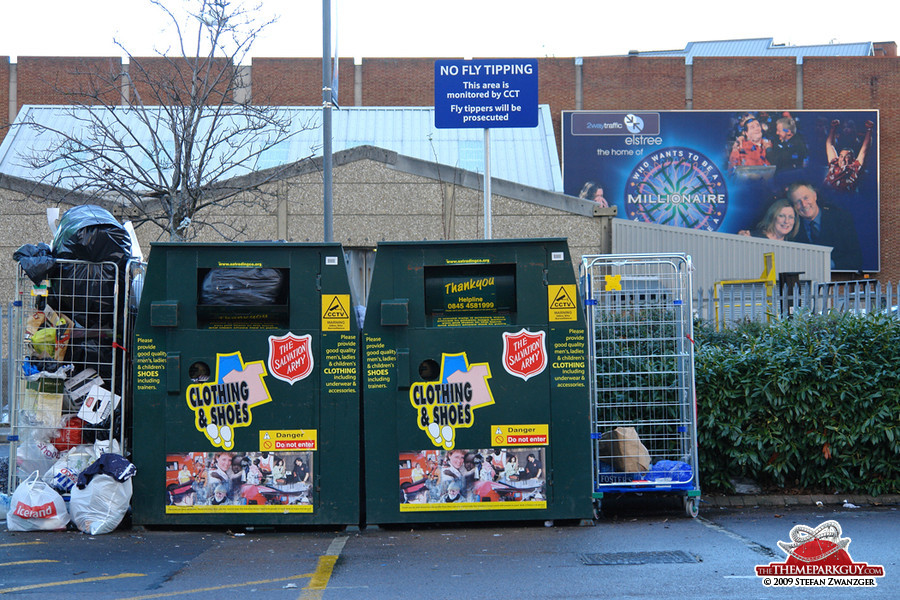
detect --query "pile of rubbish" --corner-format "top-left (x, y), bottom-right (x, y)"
top-left (5, 205), bottom-right (141, 534)
top-left (7, 453), bottom-right (136, 534)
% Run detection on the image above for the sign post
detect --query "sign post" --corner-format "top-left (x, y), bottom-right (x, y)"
top-left (485, 128), bottom-right (491, 238)
top-left (434, 59), bottom-right (538, 239)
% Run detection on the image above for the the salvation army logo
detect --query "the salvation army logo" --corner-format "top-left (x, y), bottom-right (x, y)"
top-left (625, 146), bottom-right (728, 231)
top-left (268, 332), bottom-right (314, 384)
top-left (502, 329), bottom-right (547, 381)
top-left (756, 520), bottom-right (885, 587)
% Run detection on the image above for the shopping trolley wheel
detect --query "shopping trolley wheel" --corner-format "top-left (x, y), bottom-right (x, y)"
top-left (684, 496), bottom-right (700, 518)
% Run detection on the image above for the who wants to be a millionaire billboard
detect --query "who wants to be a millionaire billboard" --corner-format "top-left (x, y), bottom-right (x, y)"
top-left (562, 110), bottom-right (879, 272)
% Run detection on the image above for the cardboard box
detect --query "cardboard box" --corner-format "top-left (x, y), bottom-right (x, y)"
top-left (78, 384), bottom-right (121, 425)
top-left (597, 427), bottom-right (651, 474)
top-left (64, 369), bottom-right (104, 411)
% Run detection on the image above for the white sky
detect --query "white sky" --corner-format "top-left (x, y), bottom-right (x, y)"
top-left (2, 0), bottom-right (895, 62)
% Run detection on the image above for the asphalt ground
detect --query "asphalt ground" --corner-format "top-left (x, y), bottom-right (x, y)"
top-left (2, 448), bottom-right (898, 598)
top-left (2, 498), bottom-right (897, 599)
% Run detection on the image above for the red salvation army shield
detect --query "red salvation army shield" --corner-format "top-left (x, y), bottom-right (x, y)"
top-left (501, 329), bottom-right (547, 381)
top-left (268, 333), bottom-right (314, 385)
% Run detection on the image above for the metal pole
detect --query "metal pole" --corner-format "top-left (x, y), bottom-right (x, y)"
top-left (483, 128), bottom-right (491, 239)
top-left (322, 0), bottom-right (334, 242)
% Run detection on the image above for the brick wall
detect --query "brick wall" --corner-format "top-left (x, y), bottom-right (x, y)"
top-left (537, 58), bottom-right (576, 156)
top-left (582, 57), bottom-right (686, 109)
top-left (692, 57), bottom-right (797, 109)
top-left (15, 56), bottom-right (122, 112)
top-left (127, 56), bottom-right (234, 105)
top-left (361, 58), bottom-right (436, 106)
top-left (251, 57), bottom-right (354, 106)
top-left (0, 56), bottom-right (9, 127)
top-left (874, 42), bottom-right (898, 57)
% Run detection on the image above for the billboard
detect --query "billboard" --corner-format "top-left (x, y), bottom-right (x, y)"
top-left (562, 110), bottom-right (879, 272)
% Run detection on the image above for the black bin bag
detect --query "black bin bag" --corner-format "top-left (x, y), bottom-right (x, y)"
top-left (13, 243), bottom-right (56, 284)
top-left (48, 206), bottom-right (133, 330)
top-left (51, 205), bottom-right (132, 268)
top-left (200, 268), bottom-right (285, 306)
top-left (48, 262), bottom-right (119, 330)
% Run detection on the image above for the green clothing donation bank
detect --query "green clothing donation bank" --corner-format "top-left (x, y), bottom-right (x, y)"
top-left (362, 239), bottom-right (592, 525)
top-left (131, 243), bottom-right (359, 526)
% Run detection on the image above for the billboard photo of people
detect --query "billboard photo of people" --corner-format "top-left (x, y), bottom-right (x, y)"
top-left (165, 450), bottom-right (314, 513)
top-left (562, 110), bottom-right (879, 272)
top-left (398, 448), bottom-right (547, 511)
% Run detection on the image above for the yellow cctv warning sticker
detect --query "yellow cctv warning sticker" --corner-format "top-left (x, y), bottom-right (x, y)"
top-left (548, 285), bottom-right (577, 322)
top-left (322, 294), bottom-right (351, 331)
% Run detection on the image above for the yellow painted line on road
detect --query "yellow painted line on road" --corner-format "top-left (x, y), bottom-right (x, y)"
top-left (0, 541), bottom-right (45, 548)
top-left (299, 535), bottom-right (348, 600)
top-left (0, 534), bottom-right (349, 599)
top-left (0, 559), bottom-right (58, 567)
top-left (0, 572), bottom-right (146, 595)
top-left (114, 574), bottom-right (314, 600)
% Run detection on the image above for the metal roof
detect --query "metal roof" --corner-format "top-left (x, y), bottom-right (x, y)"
top-left (0, 105), bottom-right (563, 193)
top-left (632, 37), bottom-right (874, 64)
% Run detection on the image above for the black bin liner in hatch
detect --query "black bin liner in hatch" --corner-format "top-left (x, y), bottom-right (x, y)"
top-left (200, 268), bottom-right (286, 306)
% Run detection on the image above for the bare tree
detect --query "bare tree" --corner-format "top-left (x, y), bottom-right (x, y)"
top-left (15, 0), bottom-right (314, 241)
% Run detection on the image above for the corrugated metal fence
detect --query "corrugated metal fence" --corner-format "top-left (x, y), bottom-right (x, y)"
top-left (611, 219), bottom-right (832, 294)
top-left (696, 280), bottom-right (899, 328)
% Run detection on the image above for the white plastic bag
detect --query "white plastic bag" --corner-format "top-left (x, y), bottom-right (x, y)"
top-left (0, 493), bottom-right (10, 519)
top-left (69, 474), bottom-right (132, 535)
top-left (94, 438), bottom-right (121, 457)
top-left (41, 445), bottom-right (96, 493)
top-left (6, 470), bottom-right (71, 531)
top-left (42, 456), bottom-right (79, 494)
top-left (16, 439), bottom-right (59, 478)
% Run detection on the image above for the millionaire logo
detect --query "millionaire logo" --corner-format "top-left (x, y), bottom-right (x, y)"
top-left (625, 146), bottom-right (728, 231)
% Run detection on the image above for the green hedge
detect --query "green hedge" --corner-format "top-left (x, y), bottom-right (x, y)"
top-left (694, 311), bottom-right (900, 496)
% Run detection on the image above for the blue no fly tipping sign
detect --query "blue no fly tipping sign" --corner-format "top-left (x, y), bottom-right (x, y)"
top-left (434, 59), bottom-right (538, 129)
